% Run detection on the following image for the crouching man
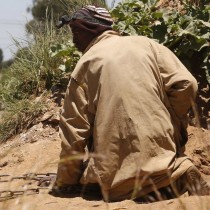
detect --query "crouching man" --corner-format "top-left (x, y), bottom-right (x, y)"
top-left (50, 5), bottom-right (210, 202)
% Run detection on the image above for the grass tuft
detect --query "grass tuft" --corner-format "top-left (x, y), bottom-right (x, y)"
top-left (0, 99), bottom-right (45, 142)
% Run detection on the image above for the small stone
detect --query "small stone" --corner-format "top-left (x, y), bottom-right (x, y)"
top-left (194, 148), bottom-right (203, 154)
top-left (0, 161), bottom-right (8, 167)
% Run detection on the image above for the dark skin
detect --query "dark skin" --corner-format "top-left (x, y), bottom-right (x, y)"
top-left (69, 19), bottom-right (111, 53)
top-left (69, 19), bottom-right (97, 53)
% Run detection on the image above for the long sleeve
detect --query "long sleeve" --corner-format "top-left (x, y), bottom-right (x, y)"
top-left (157, 44), bottom-right (198, 119)
top-left (56, 77), bottom-right (94, 186)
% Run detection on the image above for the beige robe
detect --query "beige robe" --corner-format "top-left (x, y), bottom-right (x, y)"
top-left (56, 30), bottom-right (198, 201)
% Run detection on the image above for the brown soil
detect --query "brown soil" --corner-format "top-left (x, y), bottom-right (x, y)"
top-left (0, 104), bottom-right (210, 210)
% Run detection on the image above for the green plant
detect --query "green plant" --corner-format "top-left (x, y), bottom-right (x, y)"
top-left (49, 41), bottom-right (81, 73)
top-left (0, 21), bottom-right (73, 142)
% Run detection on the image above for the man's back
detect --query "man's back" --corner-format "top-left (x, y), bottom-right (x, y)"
top-left (53, 5), bottom-right (210, 201)
top-left (69, 31), bottom-right (196, 200)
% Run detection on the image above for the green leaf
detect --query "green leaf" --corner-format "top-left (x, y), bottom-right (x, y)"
top-left (152, 12), bottom-right (163, 19)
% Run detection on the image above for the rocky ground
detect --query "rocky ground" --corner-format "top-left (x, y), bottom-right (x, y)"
top-left (0, 101), bottom-right (210, 210)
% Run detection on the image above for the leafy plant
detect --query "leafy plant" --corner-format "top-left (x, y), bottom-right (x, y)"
top-left (49, 41), bottom-right (81, 73)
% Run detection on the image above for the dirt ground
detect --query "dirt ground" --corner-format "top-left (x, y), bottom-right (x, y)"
top-left (0, 109), bottom-right (210, 210)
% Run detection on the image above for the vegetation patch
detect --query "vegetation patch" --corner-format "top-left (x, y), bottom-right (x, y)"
top-left (0, 99), bottom-right (45, 141)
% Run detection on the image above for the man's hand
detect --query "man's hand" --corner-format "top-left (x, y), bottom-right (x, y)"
top-left (49, 184), bottom-right (82, 196)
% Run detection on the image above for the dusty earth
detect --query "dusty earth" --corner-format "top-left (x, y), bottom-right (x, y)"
top-left (0, 102), bottom-right (210, 210)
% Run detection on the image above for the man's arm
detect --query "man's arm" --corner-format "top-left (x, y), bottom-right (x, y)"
top-left (157, 44), bottom-right (198, 119)
top-left (154, 43), bottom-right (198, 147)
top-left (56, 77), bottom-right (94, 186)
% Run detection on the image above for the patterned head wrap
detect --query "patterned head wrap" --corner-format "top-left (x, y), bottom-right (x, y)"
top-left (57, 5), bottom-right (113, 29)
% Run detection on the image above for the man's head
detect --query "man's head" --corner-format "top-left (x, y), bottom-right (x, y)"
top-left (57, 5), bottom-right (113, 52)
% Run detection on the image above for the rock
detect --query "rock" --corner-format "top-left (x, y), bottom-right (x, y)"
top-left (194, 148), bottom-right (203, 154)
top-left (40, 112), bottom-right (53, 122)
top-left (200, 157), bottom-right (209, 166)
top-left (0, 161), bottom-right (8, 167)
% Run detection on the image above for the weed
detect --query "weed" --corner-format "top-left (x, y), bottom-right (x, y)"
top-left (0, 19), bottom-right (71, 142)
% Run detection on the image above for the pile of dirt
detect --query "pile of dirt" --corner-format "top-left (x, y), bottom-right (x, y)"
top-left (0, 101), bottom-right (210, 210)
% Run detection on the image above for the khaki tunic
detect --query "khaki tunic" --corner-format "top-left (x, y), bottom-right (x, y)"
top-left (56, 30), bottom-right (198, 201)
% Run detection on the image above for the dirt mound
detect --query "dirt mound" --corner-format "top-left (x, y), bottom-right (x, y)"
top-left (185, 126), bottom-right (210, 177)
